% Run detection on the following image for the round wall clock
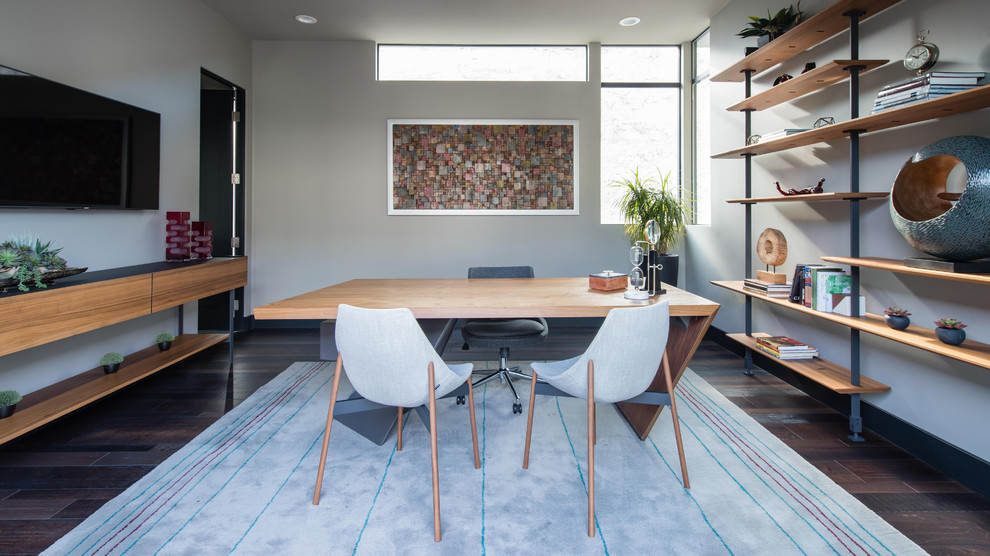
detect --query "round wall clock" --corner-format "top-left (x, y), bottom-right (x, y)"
top-left (904, 30), bottom-right (939, 75)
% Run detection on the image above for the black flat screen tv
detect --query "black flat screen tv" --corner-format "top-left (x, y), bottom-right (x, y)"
top-left (0, 63), bottom-right (160, 209)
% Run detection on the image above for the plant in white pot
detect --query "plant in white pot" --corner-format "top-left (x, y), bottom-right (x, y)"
top-left (612, 169), bottom-right (692, 288)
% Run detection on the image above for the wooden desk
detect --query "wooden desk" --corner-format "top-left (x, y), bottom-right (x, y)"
top-left (255, 278), bottom-right (719, 440)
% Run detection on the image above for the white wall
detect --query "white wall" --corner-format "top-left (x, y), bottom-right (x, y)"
top-left (688, 0), bottom-right (990, 461)
top-left (0, 0), bottom-right (251, 394)
top-left (249, 41), bottom-right (634, 308)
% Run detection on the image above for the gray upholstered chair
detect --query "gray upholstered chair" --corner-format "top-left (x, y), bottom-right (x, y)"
top-left (313, 304), bottom-right (480, 543)
top-left (461, 265), bottom-right (549, 414)
top-left (521, 300), bottom-right (689, 537)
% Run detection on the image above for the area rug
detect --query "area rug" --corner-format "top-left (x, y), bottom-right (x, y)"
top-left (44, 361), bottom-right (926, 555)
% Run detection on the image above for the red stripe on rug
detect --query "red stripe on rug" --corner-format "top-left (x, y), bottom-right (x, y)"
top-left (678, 386), bottom-right (869, 556)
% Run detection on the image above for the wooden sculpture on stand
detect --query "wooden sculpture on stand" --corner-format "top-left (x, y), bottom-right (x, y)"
top-left (757, 227), bottom-right (788, 284)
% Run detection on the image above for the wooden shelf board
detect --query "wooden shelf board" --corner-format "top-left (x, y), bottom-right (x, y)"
top-left (711, 0), bottom-right (901, 82)
top-left (712, 280), bottom-right (990, 370)
top-left (821, 256), bottom-right (990, 285)
top-left (727, 333), bottom-right (889, 393)
top-left (0, 333), bottom-right (228, 445)
top-left (726, 192), bottom-right (888, 204)
top-left (713, 85), bottom-right (990, 159)
top-left (727, 60), bottom-right (887, 112)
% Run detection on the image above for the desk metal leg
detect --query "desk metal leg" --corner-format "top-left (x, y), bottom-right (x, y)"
top-left (228, 289), bottom-right (235, 370)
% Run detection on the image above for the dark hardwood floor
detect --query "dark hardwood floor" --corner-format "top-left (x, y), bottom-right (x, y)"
top-left (0, 327), bottom-right (987, 555)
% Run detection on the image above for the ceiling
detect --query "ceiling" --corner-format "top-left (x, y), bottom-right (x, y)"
top-left (200, 0), bottom-right (728, 45)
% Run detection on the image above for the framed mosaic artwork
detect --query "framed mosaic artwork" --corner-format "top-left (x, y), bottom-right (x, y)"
top-left (387, 119), bottom-right (579, 215)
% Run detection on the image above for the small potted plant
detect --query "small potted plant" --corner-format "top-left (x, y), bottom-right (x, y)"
top-left (737, 3), bottom-right (804, 47)
top-left (934, 318), bottom-right (967, 346)
top-left (100, 352), bottom-right (124, 374)
top-left (0, 390), bottom-right (22, 419)
top-left (883, 306), bottom-right (911, 330)
top-left (156, 332), bottom-right (175, 351)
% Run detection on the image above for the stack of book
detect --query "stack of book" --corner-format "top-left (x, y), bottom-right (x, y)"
top-left (756, 128), bottom-right (809, 143)
top-left (795, 265), bottom-right (865, 316)
top-left (755, 335), bottom-right (818, 360)
top-left (871, 71), bottom-right (986, 113)
top-left (743, 277), bottom-right (791, 298)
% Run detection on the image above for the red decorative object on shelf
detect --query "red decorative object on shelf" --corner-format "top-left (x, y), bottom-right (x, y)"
top-left (165, 211), bottom-right (191, 261)
top-left (191, 221), bottom-right (214, 260)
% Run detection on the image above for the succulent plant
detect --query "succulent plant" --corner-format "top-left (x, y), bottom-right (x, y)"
top-left (934, 318), bottom-right (967, 330)
top-left (100, 352), bottom-right (124, 366)
top-left (155, 332), bottom-right (175, 344)
top-left (0, 233), bottom-right (69, 291)
top-left (737, 3), bottom-right (803, 40)
top-left (884, 306), bottom-right (911, 317)
top-left (0, 390), bottom-right (21, 407)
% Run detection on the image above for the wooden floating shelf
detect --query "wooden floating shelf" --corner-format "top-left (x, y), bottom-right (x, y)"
top-left (711, 280), bottom-right (990, 371)
top-left (727, 333), bottom-right (889, 394)
top-left (712, 85), bottom-right (990, 159)
top-left (0, 333), bottom-right (228, 446)
top-left (820, 256), bottom-right (990, 285)
top-left (727, 60), bottom-right (887, 112)
top-left (711, 0), bottom-right (900, 82)
top-left (726, 192), bottom-right (888, 204)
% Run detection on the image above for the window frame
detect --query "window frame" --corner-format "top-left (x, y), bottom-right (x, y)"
top-left (689, 29), bottom-right (711, 226)
top-left (376, 44), bottom-right (589, 82)
top-left (600, 44), bottom-right (683, 225)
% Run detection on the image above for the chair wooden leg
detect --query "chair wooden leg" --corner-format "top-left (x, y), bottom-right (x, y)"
top-left (314, 356), bottom-right (344, 505)
top-left (662, 351), bottom-right (690, 489)
top-left (587, 360), bottom-right (595, 538)
top-left (466, 377), bottom-right (480, 469)
top-left (428, 362), bottom-right (441, 542)
top-left (397, 407), bottom-right (404, 451)
top-left (522, 371), bottom-right (538, 469)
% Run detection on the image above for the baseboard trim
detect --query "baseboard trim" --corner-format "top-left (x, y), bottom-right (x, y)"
top-left (705, 326), bottom-right (990, 500)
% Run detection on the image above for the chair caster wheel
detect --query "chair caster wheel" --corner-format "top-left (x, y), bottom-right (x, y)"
top-left (456, 396), bottom-right (465, 405)
top-left (513, 402), bottom-right (522, 414)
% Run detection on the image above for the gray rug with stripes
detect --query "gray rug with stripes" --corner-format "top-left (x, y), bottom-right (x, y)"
top-left (44, 360), bottom-right (926, 555)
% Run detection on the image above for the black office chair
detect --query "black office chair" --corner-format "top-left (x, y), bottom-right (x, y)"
top-left (461, 266), bottom-right (549, 414)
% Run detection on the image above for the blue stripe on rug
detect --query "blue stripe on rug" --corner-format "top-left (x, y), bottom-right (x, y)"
top-left (226, 429), bottom-right (324, 554)
top-left (678, 380), bottom-right (877, 555)
top-left (647, 435), bottom-right (733, 555)
top-left (69, 360), bottom-right (320, 554)
top-left (71, 361), bottom-right (328, 556)
top-left (678, 377), bottom-right (897, 556)
top-left (351, 414), bottom-right (405, 554)
top-left (480, 383), bottom-right (488, 556)
top-left (674, 396), bottom-right (807, 554)
top-left (155, 362), bottom-right (334, 554)
top-left (678, 377), bottom-right (866, 555)
top-left (554, 397), bottom-right (609, 553)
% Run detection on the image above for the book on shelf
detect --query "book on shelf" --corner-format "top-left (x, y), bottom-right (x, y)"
top-left (789, 264), bottom-right (824, 305)
top-left (871, 90), bottom-right (973, 113)
top-left (804, 267), bottom-right (842, 309)
top-left (743, 278), bottom-right (791, 298)
top-left (755, 335), bottom-right (811, 351)
top-left (754, 343), bottom-right (818, 360)
top-left (877, 84), bottom-right (972, 102)
top-left (757, 129), bottom-right (809, 142)
top-left (880, 71), bottom-right (986, 92)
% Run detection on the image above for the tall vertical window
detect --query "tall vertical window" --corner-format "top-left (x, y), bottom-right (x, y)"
top-left (600, 46), bottom-right (681, 225)
top-left (692, 30), bottom-right (711, 225)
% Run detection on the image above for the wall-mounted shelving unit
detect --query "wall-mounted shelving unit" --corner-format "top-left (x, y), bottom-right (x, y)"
top-left (708, 0), bottom-right (990, 440)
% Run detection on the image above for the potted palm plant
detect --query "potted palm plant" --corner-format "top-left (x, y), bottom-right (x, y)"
top-left (613, 169), bottom-right (692, 287)
top-left (738, 3), bottom-right (804, 47)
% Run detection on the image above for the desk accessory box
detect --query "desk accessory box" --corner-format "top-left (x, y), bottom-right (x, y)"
top-left (589, 272), bottom-right (627, 292)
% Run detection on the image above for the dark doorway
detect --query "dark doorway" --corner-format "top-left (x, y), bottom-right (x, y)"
top-left (199, 70), bottom-right (246, 331)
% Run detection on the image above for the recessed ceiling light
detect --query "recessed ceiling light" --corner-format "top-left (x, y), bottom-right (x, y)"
top-left (619, 16), bottom-right (641, 27)
top-left (295, 14), bottom-right (318, 24)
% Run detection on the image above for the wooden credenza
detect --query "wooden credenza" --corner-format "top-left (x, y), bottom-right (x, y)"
top-left (0, 257), bottom-right (247, 445)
